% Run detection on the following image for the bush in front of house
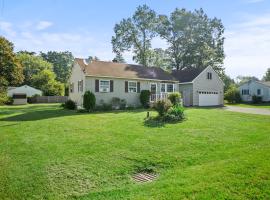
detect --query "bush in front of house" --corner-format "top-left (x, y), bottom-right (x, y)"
top-left (164, 104), bottom-right (185, 122)
top-left (252, 95), bottom-right (262, 104)
top-left (168, 92), bottom-right (181, 105)
top-left (224, 86), bottom-right (241, 103)
top-left (140, 90), bottom-right (151, 108)
top-left (111, 97), bottom-right (121, 109)
top-left (83, 91), bottom-right (96, 111)
top-left (153, 99), bottom-right (172, 116)
top-left (63, 99), bottom-right (77, 110)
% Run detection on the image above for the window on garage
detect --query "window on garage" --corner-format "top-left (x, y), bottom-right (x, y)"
top-left (207, 72), bottom-right (212, 80)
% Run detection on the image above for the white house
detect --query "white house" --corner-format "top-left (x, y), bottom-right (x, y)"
top-left (7, 85), bottom-right (42, 105)
top-left (69, 58), bottom-right (224, 107)
top-left (239, 80), bottom-right (270, 102)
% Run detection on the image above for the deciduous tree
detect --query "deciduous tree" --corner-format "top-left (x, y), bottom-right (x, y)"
top-left (112, 4), bottom-right (158, 67)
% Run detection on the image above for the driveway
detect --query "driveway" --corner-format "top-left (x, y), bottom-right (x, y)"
top-left (224, 106), bottom-right (270, 116)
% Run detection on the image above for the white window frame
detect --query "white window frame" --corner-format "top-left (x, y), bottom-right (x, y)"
top-left (128, 81), bottom-right (137, 93)
top-left (70, 82), bottom-right (74, 93)
top-left (150, 83), bottom-right (157, 93)
top-left (257, 88), bottom-right (263, 96)
top-left (99, 80), bottom-right (110, 93)
top-left (160, 83), bottom-right (166, 93)
top-left (160, 83), bottom-right (175, 93)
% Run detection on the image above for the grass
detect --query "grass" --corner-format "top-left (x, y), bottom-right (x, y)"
top-left (0, 104), bottom-right (270, 199)
top-left (226, 102), bottom-right (270, 109)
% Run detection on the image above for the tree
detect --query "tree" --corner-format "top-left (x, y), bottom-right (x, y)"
top-left (16, 53), bottom-right (52, 85)
top-left (263, 68), bottom-right (270, 81)
top-left (83, 91), bottom-right (96, 111)
top-left (148, 48), bottom-right (170, 70)
top-left (236, 75), bottom-right (259, 85)
top-left (86, 56), bottom-right (100, 63)
top-left (157, 8), bottom-right (225, 74)
top-left (224, 86), bottom-right (241, 103)
top-left (17, 50), bottom-right (36, 55)
top-left (112, 53), bottom-right (126, 63)
top-left (40, 51), bottom-right (74, 84)
top-left (221, 74), bottom-right (235, 92)
top-left (0, 37), bottom-right (24, 90)
top-left (32, 69), bottom-right (64, 96)
top-left (112, 4), bottom-right (158, 67)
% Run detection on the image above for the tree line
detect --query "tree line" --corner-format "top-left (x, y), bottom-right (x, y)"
top-left (0, 36), bottom-right (74, 103)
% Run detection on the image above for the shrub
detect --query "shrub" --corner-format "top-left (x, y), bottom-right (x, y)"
top-left (153, 99), bottom-right (172, 116)
top-left (63, 99), bottom-right (76, 110)
top-left (168, 92), bottom-right (181, 105)
top-left (164, 105), bottom-right (185, 122)
top-left (83, 91), bottom-right (96, 111)
top-left (111, 97), bottom-right (121, 109)
top-left (252, 95), bottom-right (262, 104)
top-left (224, 87), bottom-right (241, 103)
top-left (0, 93), bottom-right (13, 105)
top-left (140, 90), bottom-right (151, 108)
top-left (120, 99), bottom-right (127, 110)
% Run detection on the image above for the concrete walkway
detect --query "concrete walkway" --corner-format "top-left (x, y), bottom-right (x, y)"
top-left (223, 106), bottom-right (270, 116)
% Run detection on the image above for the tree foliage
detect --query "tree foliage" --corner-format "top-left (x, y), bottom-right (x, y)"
top-left (236, 76), bottom-right (259, 85)
top-left (263, 68), bottom-right (270, 81)
top-left (112, 4), bottom-right (158, 67)
top-left (32, 69), bottom-right (64, 96)
top-left (157, 8), bottom-right (225, 74)
top-left (40, 51), bottom-right (74, 84)
top-left (221, 74), bottom-right (235, 92)
top-left (224, 86), bottom-right (241, 103)
top-left (83, 91), bottom-right (96, 111)
top-left (0, 37), bottom-right (24, 90)
top-left (148, 48), bottom-right (170, 70)
top-left (16, 53), bottom-right (52, 85)
top-left (112, 53), bottom-right (126, 63)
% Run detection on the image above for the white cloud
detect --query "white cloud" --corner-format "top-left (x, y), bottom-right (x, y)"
top-left (0, 21), bottom-right (16, 36)
top-left (36, 21), bottom-right (53, 30)
top-left (224, 13), bottom-right (270, 79)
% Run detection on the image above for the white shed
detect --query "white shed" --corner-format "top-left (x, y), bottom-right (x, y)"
top-left (7, 85), bottom-right (42, 105)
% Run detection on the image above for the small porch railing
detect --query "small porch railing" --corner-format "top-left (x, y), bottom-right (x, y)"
top-left (150, 93), bottom-right (169, 102)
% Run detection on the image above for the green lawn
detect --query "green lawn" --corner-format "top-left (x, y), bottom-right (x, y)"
top-left (0, 104), bottom-right (270, 199)
top-left (226, 103), bottom-right (270, 109)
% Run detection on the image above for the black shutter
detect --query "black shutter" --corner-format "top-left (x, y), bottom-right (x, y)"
top-left (125, 81), bottom-right (128, 93)
top-left (95, 79), bottom-right (99, 92)
top-left (137, 82), bottom-right (140, 93)
top-left (110, 80), bottom-right (113, 92)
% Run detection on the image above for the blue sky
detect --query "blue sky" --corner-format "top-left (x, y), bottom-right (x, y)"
top-left (0, 0), bottom-right (270, 79)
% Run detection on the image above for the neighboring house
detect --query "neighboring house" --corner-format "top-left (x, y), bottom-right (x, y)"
top-left (69, 58), bottom-right (224, 107)
top-left (239, 80), bottom-right (270, 102)
top-left (172, 66), bottom-right (224, 106)
top-left (7, 85), bottom-right (42, 105)
top-left (69, 59), bottom-right (178, 106)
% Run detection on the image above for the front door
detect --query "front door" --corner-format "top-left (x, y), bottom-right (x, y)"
top-left (150, 83), bottom-right (157, 101)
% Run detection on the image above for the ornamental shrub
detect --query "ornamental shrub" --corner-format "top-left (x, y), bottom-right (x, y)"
top-left (63, 99), bottom-right (76, 110)
top-left (83, 91), bottom-right (96, 111)
top-left (140, 90), bottom-right (151, 108)
top-left (224, 87), bottom-right (241, 103)
top-left (153, 99), bottom-right (172, 116)
top-left (168, 92), bottom-right (181, 105)
top-left (164, 104), bottom-right (185, 122)
top-left (252, 95), bottom-right (262, 104)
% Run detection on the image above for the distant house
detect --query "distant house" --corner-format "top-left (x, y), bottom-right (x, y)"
top-left (239, 80), bottom-right (270, 102)
top-left (172, 66), bottom-right (224, 106)
top-left (69, 58), bottom-right (224, 107)
top-left (7, 85), bottom-right (42, 105)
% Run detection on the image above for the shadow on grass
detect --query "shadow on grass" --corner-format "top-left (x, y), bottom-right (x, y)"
top-left (0, 106), bottom-right (147, 122)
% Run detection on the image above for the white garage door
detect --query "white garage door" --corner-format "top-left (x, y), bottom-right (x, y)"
top-left (199, 93), bottom-right (219, 106)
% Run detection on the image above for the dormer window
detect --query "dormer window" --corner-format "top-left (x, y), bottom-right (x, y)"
top-left (207, 72), bottom-right (212, 80)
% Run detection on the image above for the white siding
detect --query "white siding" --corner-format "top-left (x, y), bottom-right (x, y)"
top-left (192, 67), bottom-right (224, 106)
top-left (239, 81), bottom-right (270, 102)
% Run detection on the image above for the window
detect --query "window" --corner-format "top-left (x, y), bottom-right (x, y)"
top-left (207, 72), bottom-right (212, 80)
top-left (242, 89), bottom-right (249, 95)
top-left (99, 80), bottom-right (110, 92)
top-left (70, 83), bottom-right (74, 93)
top-left (257, 89), bottom-right (262, 96)
top-left (160, 83), bottom-right (166, 93)
top-left (128, 81), bottom-right (137, 93)
top-left (167, 84), bottom-right (174, 92)
top-left (77, 80), bottom-right (83, 92)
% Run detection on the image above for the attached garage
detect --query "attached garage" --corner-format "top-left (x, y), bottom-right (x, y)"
top-left (173, 66), bottom-right (224, 107)
top-left (198, 92), bottom-right (219, 106)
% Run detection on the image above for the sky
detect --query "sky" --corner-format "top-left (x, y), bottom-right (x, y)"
top-left (0, 0), bottom-right (270, 79)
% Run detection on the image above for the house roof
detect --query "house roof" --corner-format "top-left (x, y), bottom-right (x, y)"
top-left (75, 58), bottom-right (177, 82)
top-left (257, 81), bottom-right (270, 87)
top-left (171, 68), bottom-right (204, 83)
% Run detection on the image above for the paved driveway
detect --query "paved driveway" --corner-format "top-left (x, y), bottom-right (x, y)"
top-left (224, 106), bottom-right (270, 116)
